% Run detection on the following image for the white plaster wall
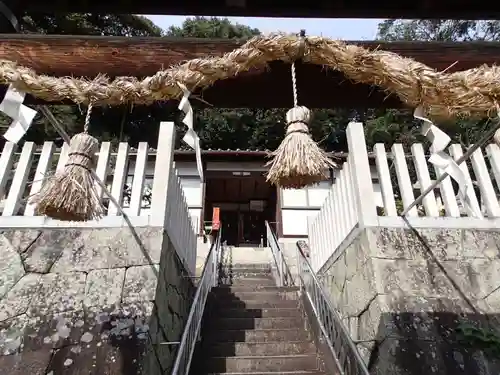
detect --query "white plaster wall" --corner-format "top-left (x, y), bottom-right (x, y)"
top-left (281, 209), bottom-right (320, 236)
top-left (280, 180), bottom-right (331, 236)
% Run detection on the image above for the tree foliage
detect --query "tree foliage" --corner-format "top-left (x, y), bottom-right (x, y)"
top-left (19, 13), bottom-right (163, 36)
top-left (165, 17), bottom-right (260, 39)
top-left (377, 19), bottom-right (500, 42)
top-left (369, 19), bottom-right (500, 148)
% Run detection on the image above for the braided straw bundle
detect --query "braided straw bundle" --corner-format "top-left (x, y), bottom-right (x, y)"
top-left (31, 132), bottom-right (103, 221)
top-left (266, 106), bottom-right (336, 188)
top-left (0, 35), bottom-right (499, 118)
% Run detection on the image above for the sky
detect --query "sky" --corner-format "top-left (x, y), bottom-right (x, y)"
top-left (144, 15), bottom-right (383, 40)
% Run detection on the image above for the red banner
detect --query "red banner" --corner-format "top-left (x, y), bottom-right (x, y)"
top-left (212, 207), bottom-right (220, 231)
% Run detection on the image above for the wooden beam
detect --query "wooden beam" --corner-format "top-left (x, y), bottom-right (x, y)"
top-left (5, 0), bottom-right (500, 19)
top-left (1, 34), bottom-right (499, 78)
top-left (0, 34), bottom-right (242, 78)
top-left (2, 35), bottom-right (500, 108)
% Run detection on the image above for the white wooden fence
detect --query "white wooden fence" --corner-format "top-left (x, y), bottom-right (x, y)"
top-left (309, 121), bottom-right (500, 272)
top-left (0, 122), bottom-right (197, 275)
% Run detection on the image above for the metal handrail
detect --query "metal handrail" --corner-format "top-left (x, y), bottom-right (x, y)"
top-left (295, 241), bottom-right (370, 375)
top-left (170, 229), bottom-right (222, 375)
top-left (264, 223), bottom-right (369, 375)
top-left (265, 220), bottom-right (294, 287)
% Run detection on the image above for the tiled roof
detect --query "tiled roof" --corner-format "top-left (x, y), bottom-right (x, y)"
top-left (174, 148), bottom-right (271, 155)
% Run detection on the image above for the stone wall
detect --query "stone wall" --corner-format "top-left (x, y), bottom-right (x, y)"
top-left (0, 227), bottom-right (194, 375)
top-left (320, 227), bottom-right (500, 375)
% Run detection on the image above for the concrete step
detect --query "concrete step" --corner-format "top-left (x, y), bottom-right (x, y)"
top-left (218, 307), bottom-right (302, 318)
top-left (216, 286), bottom-right (299, 292)
top-left (206, 372), bottom-right (325, 375)
top-left (218, 274), bottom-right (274, 284)
top-left (208, 329), bottom-right (309, 343)
top-left (219, 277), bottom-right (276, 287)
top-left (206, 355), bottom-right (319, 373)
top-left (214, 299), bottom-right (299, 309)
top-left (213, 291), bottom-right (298, 302)
top-left (206, 342), bottom-right (316, 357)
top-left (220, 264), bottom-right (272, 275)
top-left (229, 263), bottom-right (272, 270)
top-left (211, 317), bottom-right (303, 330)
top-left (219, 271), bottom-right (273, 280)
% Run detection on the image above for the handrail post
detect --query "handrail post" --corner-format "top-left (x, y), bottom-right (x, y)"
top-left (212, 231), bottom-right (219, 287)
top-left (278, 248), bottom-right (284, 287)
top-left (346, 122), bottom-right (378, 227)
top-left (296, 244), bottom-right (302, 290)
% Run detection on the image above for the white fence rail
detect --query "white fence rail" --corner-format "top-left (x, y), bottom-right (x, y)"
top-left (308, 154), bottom-right (360, 272)
top-left (309, 121), bottom-right (500, 272)
top-left (0, 122), bottom-right (197, 275)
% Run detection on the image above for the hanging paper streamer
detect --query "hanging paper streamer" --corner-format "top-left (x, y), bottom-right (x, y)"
top-left (0, 85), bottom-right (37, 143)
top-left (414, 107), bottom-right (483, 218)
top-left (177, 83), bottom-right (203, 181)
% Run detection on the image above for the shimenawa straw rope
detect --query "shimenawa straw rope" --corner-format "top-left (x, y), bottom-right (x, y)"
top-left (3, 32), bottom-right (500, 194)
top-left (0, 34), bottom-right (499, 119)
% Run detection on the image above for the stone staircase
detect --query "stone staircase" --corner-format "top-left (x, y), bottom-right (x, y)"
top-left (192, 264), bottom-right (325, 375)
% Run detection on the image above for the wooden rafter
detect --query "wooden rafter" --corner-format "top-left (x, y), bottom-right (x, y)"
top-left (2, 35), bottom-right (500, 108)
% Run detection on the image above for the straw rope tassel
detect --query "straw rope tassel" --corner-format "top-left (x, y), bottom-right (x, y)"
top-left (32, 103), bottom-right (104, 221)
top-left (266, 62), bottom-right (335, 189)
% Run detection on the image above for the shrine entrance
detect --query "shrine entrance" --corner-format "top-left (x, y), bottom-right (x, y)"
top-left (204, 170), bottom-right (277, 247)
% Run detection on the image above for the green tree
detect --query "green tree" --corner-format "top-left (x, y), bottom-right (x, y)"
top-left (377, 19), bottom-right (500, 42)
top-left (165, 17), bottom-right (259, 39)
top-left (20, 13), bottom-right (162, 36)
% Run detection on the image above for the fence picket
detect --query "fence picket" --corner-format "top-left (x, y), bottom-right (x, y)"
top-left (433, 164), bottom-right (460, 217)
top-left (373, 144), bottom-right (397, 216)
top-left (448, 144), bottom-right (481, 217)
top-left (338, 168), bottom-right (349, 234)
top-left (95, 142), bottom-right (111, 200)
top-left (326, 191), bottom-right (335, 262)
top-left (3, 142), bottom-right (35, 216)
top-left (25, 142), bottom-right (55, 216)
top-left (346, 122), bottom-right (377, 225)
top-left (0, 142), bottom-right (16, 201)
top-left (411, 143), bottom-right (439, 217)
top-left (470, 147), bottom-right (500, 217)
top-left (322, 195), bottom-right (330, 263)
top-left (56, 143), bottom-right (70, 173)
top-left (486, 144), bottom-right (500, 193)
top-left (129, 142), bottom-right (148, 216)
top-left (373, 143), bottom-right (398, 216)
top-left (108, 142), bottom-right (129, 216)
top-left (392, 144), bottom-right (418, 216)
top-left (344, 159), bottom-right (357, 227)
